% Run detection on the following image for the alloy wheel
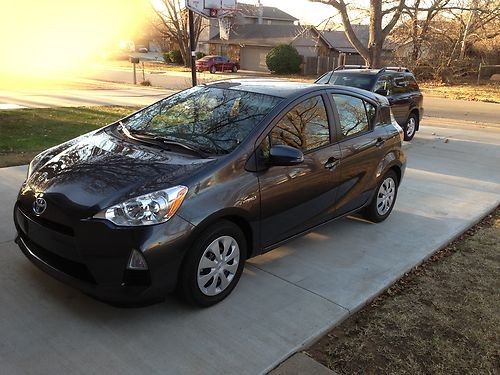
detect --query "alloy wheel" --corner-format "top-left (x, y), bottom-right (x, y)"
top-left (406, 117), bottom-right (416, 138)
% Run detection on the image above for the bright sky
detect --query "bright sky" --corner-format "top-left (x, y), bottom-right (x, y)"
top-left (0, 0), bottom-right (147, 87)
top-left (240, 0), bottom-right (341, 26)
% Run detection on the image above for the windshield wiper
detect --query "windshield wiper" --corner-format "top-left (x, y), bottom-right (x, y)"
top-left (118, 124), bottom-right (208, 158)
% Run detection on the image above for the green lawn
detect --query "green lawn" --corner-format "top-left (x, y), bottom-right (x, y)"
top-left (0, 106), bottom-right (139, 167)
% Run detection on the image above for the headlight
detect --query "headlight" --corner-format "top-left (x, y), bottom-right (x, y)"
top-left (94, 186), bottom-right (188, 226)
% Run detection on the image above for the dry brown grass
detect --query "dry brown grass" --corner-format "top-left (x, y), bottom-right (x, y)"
top-left (308, 208), bottom-right (500, 375)
top-left (420, 81), bottom-right (500, 103)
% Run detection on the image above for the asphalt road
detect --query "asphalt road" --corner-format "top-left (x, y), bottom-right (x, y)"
top-left (1, 68), bottom-right (498, 126)
top-left (0, 116), bottom-right (499, 374)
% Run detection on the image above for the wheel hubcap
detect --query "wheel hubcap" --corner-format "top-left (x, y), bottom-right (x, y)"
top-left (197, 235), bottom-right (240, 296)
top-left (406, 117), bottom-right (416, 137)
top-left (376, 177), bottom-right (396, 216)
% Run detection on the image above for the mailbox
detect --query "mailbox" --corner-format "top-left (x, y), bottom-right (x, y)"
top-left (130, 57), bottom-right (140, 64)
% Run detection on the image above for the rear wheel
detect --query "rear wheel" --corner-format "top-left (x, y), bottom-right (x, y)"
top-left (210, 65), bottom-right (217, 74)
top-left (404, 112), bottom-right (418, 141)
top-left (178, 221), bottom-right (246, 307)
top-left (363, 170), bottom-right (398, 223)
top-left (232, 65), bottom-right (238, 73)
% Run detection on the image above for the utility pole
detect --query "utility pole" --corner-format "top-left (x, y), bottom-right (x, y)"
top-left (189, 9), bottom-right (197, 87)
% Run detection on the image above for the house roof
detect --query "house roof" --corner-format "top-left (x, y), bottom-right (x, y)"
top-left (210, 24), bottom-right (327, 47)
top-left (321, 25), bottom-right (369, 53)
top-left (237, 3), bottom-right (298, 21)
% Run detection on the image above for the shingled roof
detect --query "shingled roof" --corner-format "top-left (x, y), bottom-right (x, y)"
top-left (210, 24), bottom-right (326, 47)
top-left (321, 25), bottom-right (369, 53)
top-left (237, 3), bottom-right (298, 21)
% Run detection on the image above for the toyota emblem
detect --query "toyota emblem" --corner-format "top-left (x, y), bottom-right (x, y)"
top-left (33, 197), bottom-right (47, 216)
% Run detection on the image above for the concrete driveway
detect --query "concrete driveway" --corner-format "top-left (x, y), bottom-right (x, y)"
top-left (0, 118), bottom-right (499, 374)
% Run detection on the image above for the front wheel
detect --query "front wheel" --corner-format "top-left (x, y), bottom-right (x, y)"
top-left (232, 65), bottom-right (238, 73)
top-left (404, 113), bottom-right (418, 141)
top-left (209, 66), bottom-right (217, 74)
top-left (362, 170), bottom-right (398, 223)
top-left (178, 221), bottom-right (246, 307)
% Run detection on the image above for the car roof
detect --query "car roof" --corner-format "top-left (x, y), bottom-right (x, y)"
top-left (204, 79), bottom-right (385, 103)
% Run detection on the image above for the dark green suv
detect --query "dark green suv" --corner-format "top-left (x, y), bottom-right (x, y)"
top-left (316, 66), bottom-right (424, 141)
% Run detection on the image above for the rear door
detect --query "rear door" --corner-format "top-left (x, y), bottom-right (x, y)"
top-left (387, 75), bottom-right (410, 125)
top-left (328, 92), bottom-right (390, 216)
top-left (257, 93), bottom-right (342, 248)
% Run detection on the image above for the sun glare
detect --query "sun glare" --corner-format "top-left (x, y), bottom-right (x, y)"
top-left (0, 0), bottom-right (148, 88)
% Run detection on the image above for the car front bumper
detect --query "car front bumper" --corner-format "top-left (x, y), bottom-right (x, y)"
top-left (14, 204), bottom-right (195, 305)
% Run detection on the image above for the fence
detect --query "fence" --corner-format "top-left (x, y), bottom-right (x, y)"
top-left (302, 53), bottom-right (365, 76)
top-left (477, 64), bottom-right (500, 83)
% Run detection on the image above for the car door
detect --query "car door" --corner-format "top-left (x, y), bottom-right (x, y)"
top-left (257, 93), bottom-right (342, 248)
top-left (328, 92), bottom-right (391, 216)
top-left (387, 75), bottom-right (410, 126)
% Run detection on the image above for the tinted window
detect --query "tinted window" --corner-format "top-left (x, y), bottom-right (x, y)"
top-left (373, 76), bottom-right (392, 96)
top-left (332, 94), bottom-right (370, 137)
top-left (271, 96), bottom-right (330, 152)
top-left (124, 86), bottom-right (282, 155)
top-left (407, 75), bottom-right (419, 91)
top-left (365, 101), bottom-right (377, 127)
top-left (378, 106), bottom-right (392, 124)
top-left (392, 76), bottom-right (408, 94)
top-left (328, 73), bottom-right (375, 91)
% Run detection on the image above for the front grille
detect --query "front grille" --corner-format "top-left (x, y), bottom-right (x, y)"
top-left (19, 206), bottom-right (74, 237)
top-left (21, 234), bottom-right (96, 284)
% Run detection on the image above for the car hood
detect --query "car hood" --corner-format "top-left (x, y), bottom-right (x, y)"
top-left (20, 129), bottom-right (216, 218)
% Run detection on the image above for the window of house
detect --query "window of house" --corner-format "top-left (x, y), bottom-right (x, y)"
top-left (270, 96), bottom-right (330, 152)
top-left (332, 94), bottom-right (371, 137)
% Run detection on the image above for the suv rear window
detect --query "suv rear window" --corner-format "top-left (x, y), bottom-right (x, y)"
top-left (407, 75), bottom-right (419, 91)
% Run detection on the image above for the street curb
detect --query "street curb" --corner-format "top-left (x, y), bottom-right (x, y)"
top-left (264, 201), bottom-right (499, 374)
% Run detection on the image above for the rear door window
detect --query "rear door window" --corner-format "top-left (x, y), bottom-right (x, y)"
top-left (373, 75), bottom-right (392, 96)
top-left (331, 94), bottom-right (372, 138)
top-left (270, 95), bottom-right (331, 152)
top-left (392, 76), bottom-right (409, 94)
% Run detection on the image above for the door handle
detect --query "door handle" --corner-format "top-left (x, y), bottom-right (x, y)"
top-left (375, 137), bottom-right (385, 148)
top-left (324, 157), bottom-right (340, 170)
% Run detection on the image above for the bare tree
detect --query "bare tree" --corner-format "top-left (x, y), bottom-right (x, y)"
top-left (151, 0), bottom-right (204, 66)
top-left (310, 0), bottom-right (406, 67)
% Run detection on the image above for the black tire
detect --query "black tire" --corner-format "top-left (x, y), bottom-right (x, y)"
top-left (178, 220), bottom-right (247, 307)
top-left (362, 170), bottom-right (398, 223)
top-left (403, 112), bottom-right (418, 141)
top-left (232, 65), bottom-right (238, 73)
top-left (210, 66), bottom-right (217, 74)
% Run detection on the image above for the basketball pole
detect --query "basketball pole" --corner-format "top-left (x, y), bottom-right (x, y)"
top-left (188, 9), bottom-right (197, 87)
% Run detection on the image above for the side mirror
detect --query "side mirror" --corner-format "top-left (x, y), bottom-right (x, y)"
top-left (268, 145), bottom-right (304, 166)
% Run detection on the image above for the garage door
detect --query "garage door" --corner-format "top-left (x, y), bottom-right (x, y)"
top-left (240, 47), bottom-right (272, 72)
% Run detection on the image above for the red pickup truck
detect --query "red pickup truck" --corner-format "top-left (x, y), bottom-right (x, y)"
top-left (196, 55), bottom-right (240, 74)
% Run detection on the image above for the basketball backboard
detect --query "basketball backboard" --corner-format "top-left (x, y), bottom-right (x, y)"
top-left (186, 0), bottom-right (237, 18)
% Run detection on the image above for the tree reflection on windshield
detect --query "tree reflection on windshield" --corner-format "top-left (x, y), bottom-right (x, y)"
top-left (123, 86), bottom-right (282, 155)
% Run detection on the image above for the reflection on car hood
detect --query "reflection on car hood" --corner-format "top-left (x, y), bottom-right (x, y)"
top-left (25, 130), bottom-right (215, 212)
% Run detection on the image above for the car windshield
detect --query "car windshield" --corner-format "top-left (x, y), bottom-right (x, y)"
top-left (327, 73), bottom-right (375, 91)
top-left (122, 86), bottom-right (282, 155)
